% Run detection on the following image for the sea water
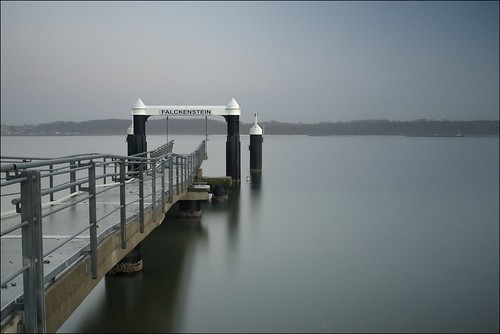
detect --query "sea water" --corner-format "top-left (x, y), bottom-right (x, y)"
top-left (1, 135), bottom-right (498, 332)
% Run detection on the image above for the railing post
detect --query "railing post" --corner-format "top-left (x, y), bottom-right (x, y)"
top-left (119, 160), bottom-right (126, 249)
top-left (88, 162), bottom-right (98, 279)
top-left (114, 158), bottom-right (118, 182)
top-left (197, 147), bottom-right (201, 168)
top-left (179, 156), bottom-right (182, 193)
top-left (204, 139), bottom-right (208, 159)
top-left (49, 164), bottom-right (54, 202)
top-left (151, 160), bottom-right (157, 223)
top-left (103, 158), bottom-right (107, 185)
top-left (161, 159), bottom-right (166, 212)
top-left (203, 140), bottom-right (207, 163)
top-left (181, 156), bottom-right (185, 193)
top-left (20, 171), bottom-right (36, 333)
top-left (70, 161), bottom-right (77, 194)
top-left (32, 170), bottom-right (45, 333)
top-left (201, 142), bottom-right (205, 166)
top-left (191, 153), bottom-right (194, 180)
top-left (194, 150), bottom-right (197, 171)
top-left (194, 152), bottom-right (197, 172)
top-left (20, 170), bottom-right (46, 333)
top-left (139, 162), bottom-right (144, 233)
top-left (184, 155), bottom-right (187, 190)
top-left (180, 156), bottom-right (182, 193)
top-left (169, 155), bottom-right (174, 203)
top-left (176, 155), bottom-right (180, 196)
top-left (189, 154), bottom-right (193, 181)
top-left (197, 148), bottom-right (200, 169)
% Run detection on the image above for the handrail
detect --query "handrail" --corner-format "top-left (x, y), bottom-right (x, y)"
top-left (150, 140), bottom-right (174, 159)
top-left (1, 153), bottom-right (148, 172)
top-left (0, 142), bottom-right (177, 173)
top-left (0, 140), bottom-right (206, 333)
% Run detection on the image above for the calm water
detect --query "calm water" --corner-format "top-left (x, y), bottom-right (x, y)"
top-left (2, 135), bottom-right (499, 333)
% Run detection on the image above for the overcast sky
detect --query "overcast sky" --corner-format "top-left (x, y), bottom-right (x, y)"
top-left (1, 1), bottom-right (499, 125)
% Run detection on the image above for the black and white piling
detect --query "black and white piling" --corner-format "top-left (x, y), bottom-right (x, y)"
top-left (114, 99), bottom-right (150, 274)
top-left (224, 99), bottom-right (241, 182)
top-left (249, 113), bottom-right (263, 173)
top-left (130, 98), bottom-right (149, 155)
top-left (126, 99), bottom-right (150, 172)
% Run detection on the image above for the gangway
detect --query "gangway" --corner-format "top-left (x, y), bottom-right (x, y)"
top-left (1, 141), bottom-right (206, 333)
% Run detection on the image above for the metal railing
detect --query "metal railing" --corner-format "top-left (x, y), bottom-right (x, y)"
top-left (150, 140), bottom-right (174, 159)
top-left (0, 140), bottom-right (206, 333)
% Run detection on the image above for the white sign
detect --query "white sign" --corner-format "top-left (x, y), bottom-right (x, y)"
top-left (132, 98), bottom-right (240, 117)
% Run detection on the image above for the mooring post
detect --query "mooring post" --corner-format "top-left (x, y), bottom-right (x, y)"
top-left (249, 113), bottom-right (263, 173)
top-left (111, 99), bottom-right (149, 274)
top-left (127, 99), bottom-right (149, 172)
top-left (224, 99), bottom-right (241, 182)
top-left (132, 103), bottom-right (149, 158)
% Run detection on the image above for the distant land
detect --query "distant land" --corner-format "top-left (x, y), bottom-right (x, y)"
top-left (1, 119), bottom-right (498, 137)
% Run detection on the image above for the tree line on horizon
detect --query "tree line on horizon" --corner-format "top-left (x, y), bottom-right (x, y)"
top-left (1, 118), bottom-right (498, 136)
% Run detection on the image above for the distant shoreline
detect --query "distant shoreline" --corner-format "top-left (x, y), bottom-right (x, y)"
top-left (2, 134), bottom-right (498, 137)
top-left (1, 119), bottom-right (498, 137)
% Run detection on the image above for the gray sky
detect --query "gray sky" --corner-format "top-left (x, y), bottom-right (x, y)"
top-left (1, 1), bottom-right (499, 125)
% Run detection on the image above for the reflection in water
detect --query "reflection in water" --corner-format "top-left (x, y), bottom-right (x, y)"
top-left (201, 183), bottom-right (242, 264)
top-left (227, 184), bottom-right (241, 254)
top-left (249, 171), bottom-right (263, 229)
top-left (250, 171), bottom-right (262, 191)
top-left (59, 207), bottom-right (208, 333)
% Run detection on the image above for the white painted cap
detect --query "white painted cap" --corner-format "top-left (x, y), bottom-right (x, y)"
top-left (250, 113), bottom-right (263, 135)
top-left (227, 98), bottom-right (239, 109)
top-left (225, 98), bottom-right (241, 115)
top-left (132, 98), bottom-right (147, 115)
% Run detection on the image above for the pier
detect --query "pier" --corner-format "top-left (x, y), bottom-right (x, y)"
top-left (0, 97), bottom-right (255, 333)
top-left (0, 140), bottom-right (216, 332)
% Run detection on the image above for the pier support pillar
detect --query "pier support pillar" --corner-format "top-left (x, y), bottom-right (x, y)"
top-left (212, 185), bottom-right (228, 202)
top-left (249, 113), bottom-right (263, 173)
top-left (179, 200), bottom-right (202, 218)
top-left (224, 114), bottom-right (241, 182)
top-left (127, 114), bottom-right (149, 172)
top-left (109, 244), bottom-right (143, 274)
top-left (132, 114), bottom-right (149, 149)
top-left (114, 102), bottom-right (150, 275)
